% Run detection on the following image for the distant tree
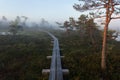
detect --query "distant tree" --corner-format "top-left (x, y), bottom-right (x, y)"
top-left (64, 21), bottom-right (70, 34)
top-left (77, 15), bottom-right (88, 32)
top-left (21, 16), bottom-right (28, 27)
top-left (0, 16), bottom-right (9, 30)
top-left (73, 0), bottom-right (120, 79)
top-left (69, 17), bottom-right (76, 27)
top-left (40, 18), bottom-right (49, 27)
top-left (86, 19), bottom-right (100, 52)
top-left (2, 16), bottom-right (7, 21)
top-left (57, 17), bottom-right (77, 35)
top-left (57, 15), bottom-right (100, 38)
top-left (9, 16), bottom-right (23, 35)
top-left (77, 14), bottom-right (102, 52)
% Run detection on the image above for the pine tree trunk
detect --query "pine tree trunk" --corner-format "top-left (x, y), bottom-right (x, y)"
top-left (101, 1), bottom-right (110, 80)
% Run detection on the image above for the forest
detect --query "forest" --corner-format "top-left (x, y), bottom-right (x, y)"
top-left (0, 0), bottom-right (120, 80)
top-left (0, 18), bottom-right (119, 80)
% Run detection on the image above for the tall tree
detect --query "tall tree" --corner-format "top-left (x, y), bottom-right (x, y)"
top-left (73, 0), bottom-right (120, 79)
top-left (77, 14), bottom-right (101, 52)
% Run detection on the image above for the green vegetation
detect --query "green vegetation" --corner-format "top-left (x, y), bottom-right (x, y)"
top-left (0, 0), bottom-right (119, 80)
top-left (0, 32), bottom-right (51, 80)
top-left (0, 29), bottom-right (119, 80)
top-left (57, 32), bottom-right (120, 80)
top-left (73, 1), bottom-right (120, 80)
top-left (0, 14), bottom-right (119, 80)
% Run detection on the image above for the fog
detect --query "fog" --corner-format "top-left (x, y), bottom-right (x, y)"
top-left (0, 16), bottom-right (58, 31)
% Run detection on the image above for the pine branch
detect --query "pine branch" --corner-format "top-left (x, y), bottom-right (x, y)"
top-left (111, 17), bottom-right (120, 19)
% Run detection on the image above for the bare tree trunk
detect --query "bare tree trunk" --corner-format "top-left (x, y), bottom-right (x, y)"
top-left (101, 19), bottom-right (109, 72)
top-left (101, 23), bottom-right (109, 80)
top-left (101, 0), bottom-right (110, 70)
top-left (101, 1), bottom-right (110, 80)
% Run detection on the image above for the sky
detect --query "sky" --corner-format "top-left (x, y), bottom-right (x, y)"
top-left (0, 0), bottom-right (120, 29)
top-left (0, 0), bottom-right (80, 23)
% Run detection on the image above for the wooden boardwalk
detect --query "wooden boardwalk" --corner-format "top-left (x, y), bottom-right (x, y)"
top-left (42, 31), bottom-right (69, 80)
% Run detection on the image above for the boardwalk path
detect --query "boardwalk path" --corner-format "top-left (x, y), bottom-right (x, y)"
top-left (42, 31), bottom-right (68, 80)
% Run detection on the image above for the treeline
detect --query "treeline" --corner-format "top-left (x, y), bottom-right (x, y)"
top-left (0, 16), bottom-right (52, 35)
top-left (52, 14), bottom-right (120, 80)
top-left (0, 28), bottom-right (119, 80)
top-left (0, 15), bottom-right (119, 80)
